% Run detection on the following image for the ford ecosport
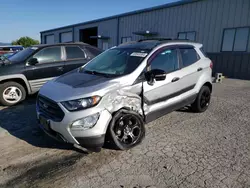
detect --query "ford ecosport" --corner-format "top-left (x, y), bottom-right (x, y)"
top-left (37, 39), bottom-right (213, 150)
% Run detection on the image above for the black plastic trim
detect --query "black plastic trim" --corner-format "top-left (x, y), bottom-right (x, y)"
top-left (145, 94), bottom-right (197, 123)
top-left (75, 135), bottom-right (105, 148)
top-left (145, 84), bottom-right (196, 105)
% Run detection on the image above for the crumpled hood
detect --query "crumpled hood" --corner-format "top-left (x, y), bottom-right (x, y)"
top-left (39, 70), bottom-right (122, 102)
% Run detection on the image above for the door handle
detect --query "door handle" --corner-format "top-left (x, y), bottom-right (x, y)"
top-left (172, 77), bottom-right (180, 82)
top-left (57, 67), bottom-right (64, 71)
top-left (197, 67), bottom-right (203, 72)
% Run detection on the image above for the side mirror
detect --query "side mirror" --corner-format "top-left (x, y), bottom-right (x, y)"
top-left (28, 58), bottom-right (38, 65)
top-left (145, 69), bottom-right (166, 85)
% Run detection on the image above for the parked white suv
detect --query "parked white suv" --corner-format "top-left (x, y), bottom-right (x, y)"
top-left (36, 39), bottom-right (213, 150)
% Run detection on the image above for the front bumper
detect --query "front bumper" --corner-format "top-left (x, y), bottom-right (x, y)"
top-left (37, 101), bottom-right (112, 148)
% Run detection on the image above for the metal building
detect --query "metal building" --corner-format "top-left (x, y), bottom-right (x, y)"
top-left (40, 0), bottom-right (250, 79)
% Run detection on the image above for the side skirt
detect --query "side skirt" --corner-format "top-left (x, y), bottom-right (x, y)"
top-left (145, 94), bottom-right (197, 124)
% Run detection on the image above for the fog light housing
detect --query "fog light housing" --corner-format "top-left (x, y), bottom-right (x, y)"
top-left (71, 113), bottom-right (100, 130)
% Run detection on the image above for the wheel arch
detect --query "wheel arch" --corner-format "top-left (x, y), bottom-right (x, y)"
top-left (203, 82), bottom-right (212, 93)
top-left (107, 107), bottom-right (145, 150)
top-left (0, 75), bottom-right (31, 94)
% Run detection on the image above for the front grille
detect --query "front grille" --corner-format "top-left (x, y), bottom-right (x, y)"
top-left (37, 95), bottom-right (64, 122)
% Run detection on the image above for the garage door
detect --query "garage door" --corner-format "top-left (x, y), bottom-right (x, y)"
top-left (45, 35), bottom-right (54, 44)
top-left (60, 32), bottom-right (73, 43)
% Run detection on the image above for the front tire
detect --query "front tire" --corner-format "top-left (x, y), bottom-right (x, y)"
top-left (0, 82), bottom-right (26, 106)
top-left (191, 85), bottom-right (211, 113)
top-left (108, 109), bottom-right (145, 150)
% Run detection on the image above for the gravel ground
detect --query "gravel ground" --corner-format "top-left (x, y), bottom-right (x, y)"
top-left (0, 79), bottom-right (250, 188)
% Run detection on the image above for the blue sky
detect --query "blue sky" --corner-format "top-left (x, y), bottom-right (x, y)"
top-left (0, 0), bottom-right (179, 43)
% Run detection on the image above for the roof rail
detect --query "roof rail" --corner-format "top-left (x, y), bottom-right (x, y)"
top-left (138, 38), bottom-right (190, 42)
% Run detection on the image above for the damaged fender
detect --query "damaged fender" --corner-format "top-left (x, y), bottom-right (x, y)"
top-left (101, 84), bottom-right (146, 116)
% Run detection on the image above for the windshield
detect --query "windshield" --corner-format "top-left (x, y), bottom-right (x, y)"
top-left (82, 48), bottom-right (149, 76)
top-left (9, 47), bottom-right (37, 62)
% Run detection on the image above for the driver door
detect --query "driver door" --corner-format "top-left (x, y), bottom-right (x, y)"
top-left (143, 46), bottom-right (182, 121)
top-left (24, 46), bottom-right (65, 93)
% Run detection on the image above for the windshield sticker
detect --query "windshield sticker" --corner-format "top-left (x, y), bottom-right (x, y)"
top-left (31, 47), bottom-right (38, 50)
top-left (130, 52), bottom-right (148, 57)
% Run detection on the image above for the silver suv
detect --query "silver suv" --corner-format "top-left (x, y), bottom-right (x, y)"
top-left (36, 39), bottom-right (213, 150)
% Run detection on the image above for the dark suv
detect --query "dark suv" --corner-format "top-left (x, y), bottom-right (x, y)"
top-left (0, 42), bottom-right (102, 106)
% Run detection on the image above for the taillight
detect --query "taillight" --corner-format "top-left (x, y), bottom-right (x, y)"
top-left (210, 61), bottom-right (213, 69)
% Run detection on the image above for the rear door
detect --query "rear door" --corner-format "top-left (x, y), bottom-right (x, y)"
top-left (24, 46), bottom-right (64, 91)
top-left (63, 45), bottom-right (88, 73)
top-left (178, 45), bottom-right (203, 90)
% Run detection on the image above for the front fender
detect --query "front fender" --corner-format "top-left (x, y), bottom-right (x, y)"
top-left (0, 74), bottom-right (31, 94)
top-left (100, 84), bottom-right (143, 116)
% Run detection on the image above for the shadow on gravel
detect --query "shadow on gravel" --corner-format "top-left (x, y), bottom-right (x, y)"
top-left (1, 153), bottom-right (85, 188)
top-left (176, 106), bottom-right (194, 113)
top-left (0, 95), bottom-right (81, 152)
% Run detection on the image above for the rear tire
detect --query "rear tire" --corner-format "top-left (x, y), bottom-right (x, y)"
top-left (0, 81), bottom-right (26, 106)
top-left (108, 109), bottom-right (145, 150)
top-left (191, 85), bottom-right (211, 113)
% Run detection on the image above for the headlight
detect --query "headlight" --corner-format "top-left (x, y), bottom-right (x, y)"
top-left (71, 113), bottom-right (100, 130)
top-left (61, 96), bottom-right (101, 111)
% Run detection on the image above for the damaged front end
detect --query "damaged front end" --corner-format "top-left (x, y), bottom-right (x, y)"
top-left (101, 83), bottom-right (148, 119)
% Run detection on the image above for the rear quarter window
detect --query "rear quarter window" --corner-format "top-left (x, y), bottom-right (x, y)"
top-left (180, 48), bottom-right (200, 67)
top-left (199, 47), bottom-right (208, 57)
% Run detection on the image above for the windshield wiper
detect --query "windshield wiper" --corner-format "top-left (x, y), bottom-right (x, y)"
top-left (83, 70), bottom-right (113, 78)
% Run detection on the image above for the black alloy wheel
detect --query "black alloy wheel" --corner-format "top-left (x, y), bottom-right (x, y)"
top-left (108, 109), bottom-right (145, 150)
top-left (200, 88), bottom-right (211, 109)
top-left (191, 85), bottom-right (211, 113)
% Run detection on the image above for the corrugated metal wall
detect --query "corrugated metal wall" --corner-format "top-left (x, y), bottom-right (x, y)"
top-left (41, 0), bottom-right (250, 52)
top-left (40, 0), bottom-right (250, 79)
top-left (209, 52), bottom-right (250, 80)
top-left (41, 19), bottom-right (118, 49)
top-left (119, 0), bottom-right (250, 53)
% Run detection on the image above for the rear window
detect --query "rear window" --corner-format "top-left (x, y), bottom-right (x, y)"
top-left (180, 48), bottom-right (200, 67)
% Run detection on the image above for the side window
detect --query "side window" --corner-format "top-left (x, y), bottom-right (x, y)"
top-left (150, 49), bottom-right (179, 73)
top-left (33, 46), bottom-right (61, 64)
top-left (65, 46), bottom-right (85, 59)
top-left (180, 48), bottom-right (199, 67)
top-left (85, 47), bottom-right (102, 56)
